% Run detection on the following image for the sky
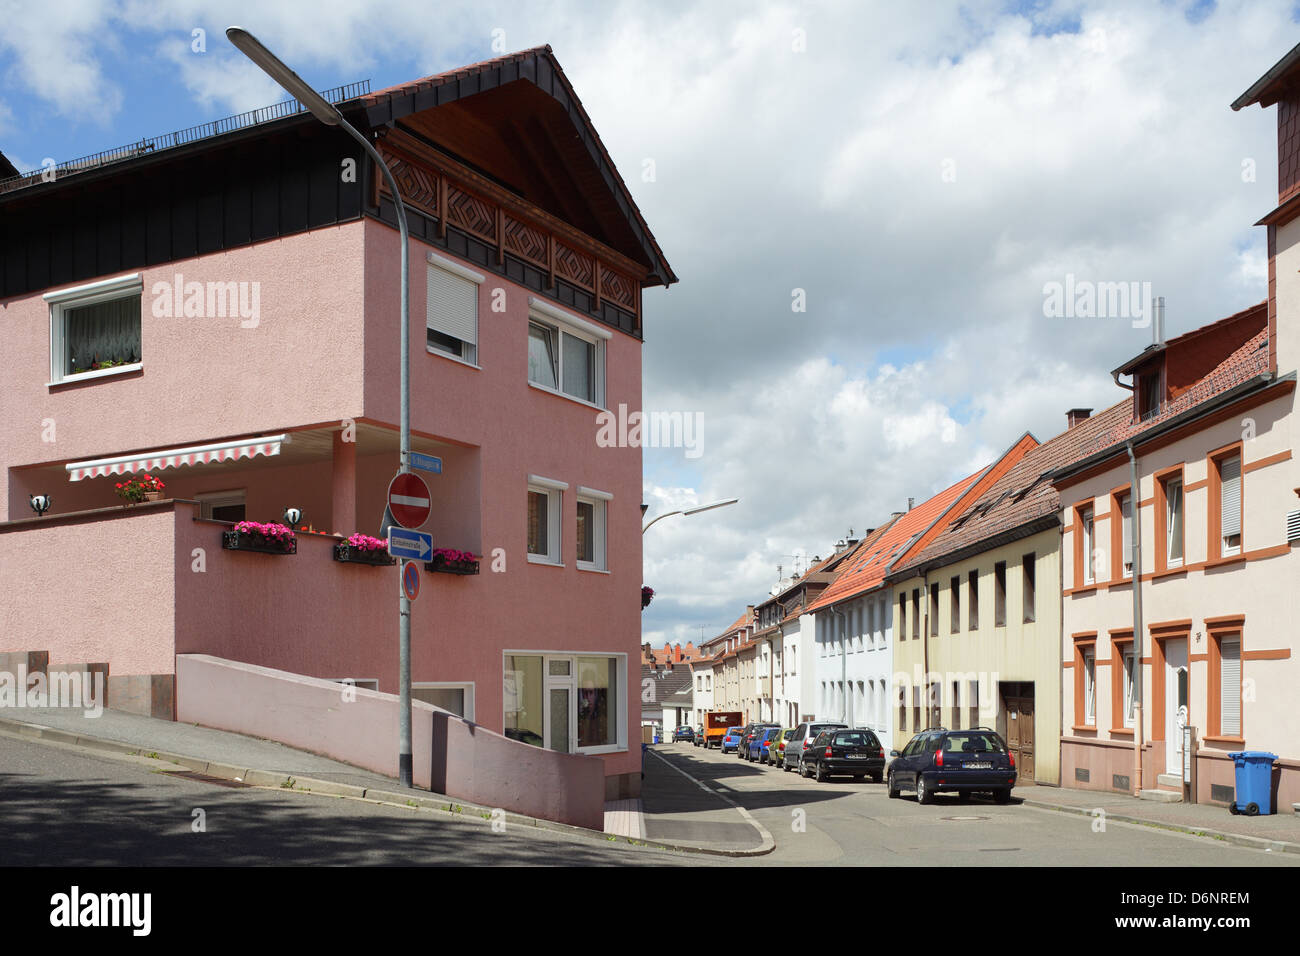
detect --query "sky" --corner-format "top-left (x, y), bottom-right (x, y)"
top-left (1, 0), bottom-right (1295, 647)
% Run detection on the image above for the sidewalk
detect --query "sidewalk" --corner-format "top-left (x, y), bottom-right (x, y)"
top-left (0, 708), bottom-right (770, 855)
top-left (636, 745), bottom-right (773, 855)
top-left (1020, 784), bottom-right (1300, 854)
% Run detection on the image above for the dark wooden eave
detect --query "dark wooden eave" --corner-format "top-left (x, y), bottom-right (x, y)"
top-left (1232, 40), bottom-right (1300, 110)
top-left (355, 45), bottom-right (675, 288)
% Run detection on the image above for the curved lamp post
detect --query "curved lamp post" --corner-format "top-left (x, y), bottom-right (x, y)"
top-left (227, 27), bottom-right (416, 788)
top-left (642, 497), bottom-right (738, 534)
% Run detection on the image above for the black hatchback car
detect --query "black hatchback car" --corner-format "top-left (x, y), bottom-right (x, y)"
top-left (887, 728), bottom-right (1016, 804)
top-left (799, 729), bottom-right (885, 782)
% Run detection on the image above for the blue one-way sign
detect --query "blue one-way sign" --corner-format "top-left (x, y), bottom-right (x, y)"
top-left (388, 527), bottom-right (434, 561)
top-left (409, 452), bottom-right (443, 474)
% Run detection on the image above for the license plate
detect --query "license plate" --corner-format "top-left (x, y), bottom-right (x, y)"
top-left (965, 761), bottom-right (992, 769)
top-left (847, 754), bottom-right (867, 759)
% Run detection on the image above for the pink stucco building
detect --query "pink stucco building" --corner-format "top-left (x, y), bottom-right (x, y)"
top-left (0, 47), bottom-right (674, 803)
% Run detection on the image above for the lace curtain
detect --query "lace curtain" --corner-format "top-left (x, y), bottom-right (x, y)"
top-left (66, 295), bottom-right (141, 372)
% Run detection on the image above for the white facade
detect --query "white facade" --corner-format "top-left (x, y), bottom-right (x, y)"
top-left (689, 662), bottom-right (715, 726)
top-left (812, 590), bottom-right (895, 753)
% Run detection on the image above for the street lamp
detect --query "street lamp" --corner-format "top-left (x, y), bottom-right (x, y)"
top-left (228, 26), bottom-right (417, 788)
top-left (642, 497), bottom-right (738, 534)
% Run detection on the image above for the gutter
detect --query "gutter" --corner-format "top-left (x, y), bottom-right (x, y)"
top-left (1126, 441), bottom-right (1145, 797)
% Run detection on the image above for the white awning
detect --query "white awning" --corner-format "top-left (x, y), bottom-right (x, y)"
top-left (66, 434), bottom-right (288, 482)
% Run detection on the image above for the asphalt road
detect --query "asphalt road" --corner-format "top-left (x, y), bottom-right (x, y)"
top-left (0, 734), bottom-right (691, 867)
top-left (655, 742), bottom-right (1300, 867)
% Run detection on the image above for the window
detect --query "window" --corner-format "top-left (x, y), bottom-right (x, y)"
top-left (1122, 649), bottom-right (1136, 728)
top-left (911, 589), bottom-right (920, 640)
top-left (950, 576), bottom-right (960, 634)
top-left (993, 562), bottom-right (1007, 626)
top-left (412, 682), bottom-right (475, 720)
top-left (929, 583), bottom-right (939, 636)
top-left (968, 679), bottom-right (980, 729)
top-left (1165, 476), bottom-right (1184, 568)
top-left (951, 680), bottom-right (961, 730)
top-left (1081, 506), bottom-right (1096, 585)
top-left (968, 570), bottom-right (979, 630)
top-left (527, 299), bottom-right (608, 407)
top-left (426, 254), bottom-right (482, 364)
top-left (504, 654), bottom-right (624, 754)
top-left (898, 687), bottom-right (907, 731)
top-left (1218, 455), bottom-right (1242, 556)
top-left (197, 490), bottom-right (247, 523)
top-left (898, 596), bottom-right (906, 644)
top-left (45, 273), bottom-right (144, 384)
top-left (911, 686), bottom-right (921, 731)
top-left (576, 487), bottom-right (610, 571)
top-left (1138, 371), bottom-right (1163, 420)
top-left (1084, 650), bottom-right (1096, 724)
top-left (1022, 554), bottom-right (1036, 623)
top-left (1115, 493), bottom-right (1133, 579)
top-left (1218, 636), bottom-right (1241, 738)
top-left (527, 476), bottom-right (565, 565)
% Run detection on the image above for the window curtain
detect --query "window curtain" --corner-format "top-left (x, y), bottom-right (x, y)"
top-left (66, 296), bottom-right (141, 372)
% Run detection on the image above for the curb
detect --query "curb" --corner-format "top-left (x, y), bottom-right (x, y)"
top-left (643, 748), bottom-right (776, 857)
top-left (0, 716), bottom-right (734, 858)
top-left (1019, 796), bottom-right (1300, 855)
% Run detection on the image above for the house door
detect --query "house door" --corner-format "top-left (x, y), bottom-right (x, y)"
top-left (1165, 639), bottom-right (1188, 775)
top-left (545, 657), bottom-right (577, 753)
top-left (1003, 684), bottom-right (1035, 785)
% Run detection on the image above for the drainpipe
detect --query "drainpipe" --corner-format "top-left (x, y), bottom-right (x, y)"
top-left (1126, 441), bottom-right (1144, 795)
top-left (922, 571), bottom-right (931, 729)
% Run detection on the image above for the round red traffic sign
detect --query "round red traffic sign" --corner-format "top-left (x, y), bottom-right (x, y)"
top-left (402, 560), bottom-right (420, 601)
top-left (388, 472), bottom-right (431, 529)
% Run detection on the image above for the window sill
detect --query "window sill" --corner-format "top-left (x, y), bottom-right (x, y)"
top-left (527, 380), bottom-right (605, 412)
top-left (1203, 735), bottom-right (1246, 747)
top-left (1071, 723), bottom-right (1098, 733)
top-left (48, 362), bottom-right (143, 388)
top-left (576, 564), bottom-right (610, 574)
top-left (426, 346), bottom-right (480, 370)
top-left (1153, 564), bottom-right (1187, 581)
top-left (576, 744), bottom-right (625, 756)
top-left (526, 555), bottom-right (564, 568)
top-left (1110, 727), bottom-right (1135, 737)
top-left (1205, 553), bottom-right (1246, 570)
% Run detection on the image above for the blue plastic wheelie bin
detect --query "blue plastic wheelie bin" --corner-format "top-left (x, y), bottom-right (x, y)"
top-left (1227, 751), bottom-right (1277, 815)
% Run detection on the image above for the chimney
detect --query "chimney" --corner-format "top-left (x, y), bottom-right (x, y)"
top-left (1067, 408), bottom-right (1093, 429)
top-left (891, 511), bottom-right (905, 520)
top-left (1152, 296), bottom-right (1165, 346)
top-left (907, 497), bottom-right (915, 511)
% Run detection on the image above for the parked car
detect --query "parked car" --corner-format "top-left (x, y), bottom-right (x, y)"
top-left (720, 727), bottom-right (745, 754)
top-left (772, 728), bottom-right (797, 768)
top-left (783, 721), bottom-right (849, 773)
top-left (738, 723), bottom-right (778, 759)
top-left (748, 726), bottom-right (783, 763)
top-left (672, 725), bottom-right (695, 743)
top-left (886, 728), bottom-right (1016, 804)
top-left (799, 728), bottom-right (885, 782)
top-left (693, 724), bottom-right (706, 747)
top-left (734, 723), bottom-right (758, 758)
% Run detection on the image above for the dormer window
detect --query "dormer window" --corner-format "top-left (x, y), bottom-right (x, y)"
top-left (1138, 369), bottom-right (1163, 421)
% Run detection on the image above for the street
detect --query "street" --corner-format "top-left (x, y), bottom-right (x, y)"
top-left (648, 743), bottom-right (1300, 867)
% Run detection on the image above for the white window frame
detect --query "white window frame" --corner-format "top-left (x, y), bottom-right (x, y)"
top-left (1219, 456), bottom-right (1242, 557)
top-left (425, 252), bottom-right (483, 367)
top-left (1122, 650), bottom-right (1136, 728)
top-left (1083, 649), bottom-right (1096, 725)
top-left (1166, 477), bottom-right (1184, 568)
top-left (45, 273), bottom-right (144, 385)
top-left (1120, 495), bottom-right (1133, 578)
top-left (502, 650), bottom-right (628, 755)
top-left (576, 485), bottom-right (611, 572)
top-left (196, 489), bottom-right (247, 521)
top-left (527, 475), bottom-right (566, 566)
top-left (412, 680), bottom-right (476, 721)
top-left (1082, 506), bottom-right (1096, 585)
top-left (526, 297), bottom-right (608, 409)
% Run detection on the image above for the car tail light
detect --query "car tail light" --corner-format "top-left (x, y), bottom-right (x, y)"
top-left (934, 749), bottom-right (944, 767)
top-left (825, 746), bottom-right (833, 757)
top-left (1009, 752), bottom-right (1016, 770)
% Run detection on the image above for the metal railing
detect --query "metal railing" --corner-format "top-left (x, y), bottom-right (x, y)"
top-left (0, 79), bottom-right (371, 196)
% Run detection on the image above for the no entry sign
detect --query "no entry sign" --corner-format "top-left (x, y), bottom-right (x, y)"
top-left (387, 472), bottom-right (431, 529)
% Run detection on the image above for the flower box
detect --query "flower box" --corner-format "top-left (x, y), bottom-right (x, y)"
top-left (333, 543), bottom-right (396, 566)
top-left (222, 522), bottom-right (297, 555)
top-left (424, 549), bottom-right (480, 575)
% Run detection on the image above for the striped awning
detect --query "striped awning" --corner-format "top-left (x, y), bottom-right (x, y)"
top-left (65, 434), bottom-right (287, 481)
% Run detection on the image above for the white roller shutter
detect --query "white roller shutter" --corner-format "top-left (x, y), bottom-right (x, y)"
top-left (1220, 638), bottom-right (1241, 737)
top-left (1121, 496), bottom-right (1133, 570)
top-left (1220, 457), bottom-right (1242, 539)
top-left (427, 265), bottom-right (477, 345)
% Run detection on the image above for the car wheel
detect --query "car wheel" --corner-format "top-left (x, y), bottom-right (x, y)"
top-left (887, 772), bottom-right (899, 798)
top-left (815, 761), bottom-right (827, 783)
top-left (993, 789), bottom-right (1012, 805)
top-left (916, 775), bottom-right (934, 805)
top-left (799, 758), bottom-right (809, 778)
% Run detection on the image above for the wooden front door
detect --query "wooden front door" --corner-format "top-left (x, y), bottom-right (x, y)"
top-left (1004, 689), bottom-right (1035, 785)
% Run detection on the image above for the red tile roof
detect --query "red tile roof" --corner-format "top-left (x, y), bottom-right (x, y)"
top-left (896, 402), bottom-right (1133, 574)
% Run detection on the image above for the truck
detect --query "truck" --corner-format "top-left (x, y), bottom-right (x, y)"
top-left (704, 711), bottom-right (744, 749)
